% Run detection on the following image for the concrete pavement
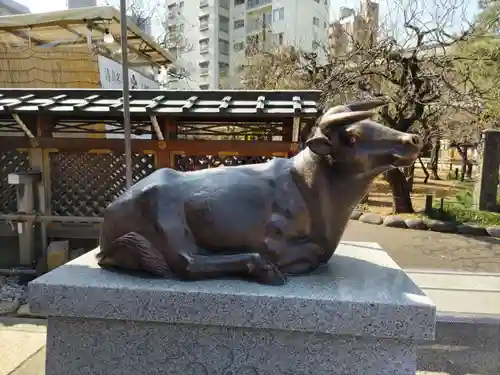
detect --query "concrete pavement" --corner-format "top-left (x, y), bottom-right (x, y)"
top-left (0, 318), bottom-right (45, 375)
top-left (343, 220), bottom-right (500, 273)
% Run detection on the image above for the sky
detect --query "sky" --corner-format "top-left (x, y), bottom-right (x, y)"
top-left (17, 0), bottom-right (65, 13)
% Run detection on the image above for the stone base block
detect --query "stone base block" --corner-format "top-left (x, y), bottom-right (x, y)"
top-left (29, 242), bottom-right (436, 375)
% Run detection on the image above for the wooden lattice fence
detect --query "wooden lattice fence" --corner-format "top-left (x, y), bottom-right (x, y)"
top-left (0, 150), bottom-right (30, 214)
top-left (49, 152), bottom-right (156, 217)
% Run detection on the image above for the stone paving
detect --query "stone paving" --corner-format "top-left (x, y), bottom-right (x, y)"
top-left (343, 220), bottom-right (500, 273)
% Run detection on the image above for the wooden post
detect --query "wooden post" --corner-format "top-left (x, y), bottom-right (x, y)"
top-left (34, 115), bottom-right (54, 270)
top-left (156, 118), bottom-right (178, 169)
top-left (282, 119), bottom-right (293, 142)
top-left (8, 171), bottom-right (41, 266)
top-left (424, 195), bottom-right (433, 214)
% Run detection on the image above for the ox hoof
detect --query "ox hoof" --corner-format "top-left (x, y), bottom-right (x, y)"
top-left (257, 263), bottom-right (287, 286)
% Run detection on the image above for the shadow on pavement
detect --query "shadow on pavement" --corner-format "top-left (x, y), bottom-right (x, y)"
top-left (417, 321), bottom-right (500, 375)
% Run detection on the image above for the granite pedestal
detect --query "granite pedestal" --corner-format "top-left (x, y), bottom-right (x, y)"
top-left (28, 241), bottom-right (436, 375)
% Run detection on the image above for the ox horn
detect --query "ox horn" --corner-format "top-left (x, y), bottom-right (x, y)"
top-left (346, 98), bottom-right (387, 112)
top-left (318, 110), bottom-right (374, 131)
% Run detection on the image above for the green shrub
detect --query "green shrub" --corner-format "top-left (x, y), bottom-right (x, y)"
top-left (454, 189), bottom-right (474, 209)
top-left (428, 203), bottom-right (500, 227)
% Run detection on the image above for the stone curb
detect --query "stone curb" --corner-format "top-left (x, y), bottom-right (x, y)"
top-left (351, 211), bottom-right (500, 238)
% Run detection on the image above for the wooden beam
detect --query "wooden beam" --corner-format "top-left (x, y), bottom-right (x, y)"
top-left (0, 137), bottom-right (294, 156)
top-left (5, 30), bottom-right (45, 45)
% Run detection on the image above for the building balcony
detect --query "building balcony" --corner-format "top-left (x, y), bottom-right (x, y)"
top-left (246, 0), bottom-right (272, 11)
top-left (200, 0), bottom-right (209, 7)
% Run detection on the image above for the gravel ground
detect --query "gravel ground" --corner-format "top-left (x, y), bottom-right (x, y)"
top-left (0, 276), bottom-right (27, 315)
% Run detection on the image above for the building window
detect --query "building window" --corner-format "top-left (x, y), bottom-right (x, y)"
top-left (167, 3), bottom-right (176, 18)
top-left (247, 34), bottom-right (259, 44)
top-left (200, 38), bottom-right (209, 53)
top-left (178, 24), bottom-right (185, 33)
top-left (199, 84), bottom-right (209, 90)
top-left (324, 21), bottom-right (327, 28)
top-left (199, 61), bottom-right (209, 75)
top-left (219, 15), bottom-right (229, 33)
top-left (313, 17), bottom-right (319, 26)
top-left (234, 19), bottom-right (244, 29)
top-left (179, 1), bottom-right (184, 7)
top-left (234, 0), bottom-right (245, 5)
top-left (314, 0), bottom-right (319, 2)
top-left (219, 39), bottom-right (229, 55)
top-left (273, 7), bottom-right (284, 22)
top-left (263, 12), bottom-right (272, 27)
top-left (274, 32), bottom-right (284, 45)
top-left (234, 41), bottom-right (245, 51)
top-left (324, 0), bottom-right (328, 5)
top-left (219, 62), bottom-right (229, 76)
top-left (220, 0), bottom-right (230, 10)
top-left (200, 15), bottom-right (209, 30)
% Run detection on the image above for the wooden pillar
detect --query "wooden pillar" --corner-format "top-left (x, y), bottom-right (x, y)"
top-left (36, 114), bottom-right (54, 138)
top-left (282, 119), bottom-right (293, 142)
top-left (156, 118), bottom-right (178, 169)
top-left (8, 170), bottom-right (40, 266)
top-left (34, 114), bottom-right (54, 270)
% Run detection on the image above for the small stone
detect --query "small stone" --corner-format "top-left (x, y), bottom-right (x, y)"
top-left (486, 226), bottom-right (500, 238)
top-left (405, 218), bottom-right (427, 230)
top-left (456, 224), bottom-right (488, 237)
top-left (17, 303), bottom-right (45, 318)
top-left (383, 215), bottom-right (407, 228)
top-left (350, 210), bottom-right (363, 220)
top-left (426, 220), bottom-right (456, 233)
top-left (0, 298), bottom-right (20, 315)
top-left (359, 213), bottom-right (383, 225)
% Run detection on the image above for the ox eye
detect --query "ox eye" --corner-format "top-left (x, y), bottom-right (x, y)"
top-left (342, 133), bottom-right (359, 147)
top-left (348, 134), bottom-right (358, 144)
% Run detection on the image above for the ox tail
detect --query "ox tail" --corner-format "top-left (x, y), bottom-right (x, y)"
top-left (96, 232), bottom-right (171, 277)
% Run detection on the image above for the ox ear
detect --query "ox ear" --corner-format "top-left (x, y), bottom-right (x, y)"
top-left (318, 110), bottom-right (374, 132)
top-left (346, 98), bottom-right (387, 112)
top-left (305, 135), bottom-right (333, 155)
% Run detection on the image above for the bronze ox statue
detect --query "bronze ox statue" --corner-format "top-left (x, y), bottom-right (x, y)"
top-left (96, 99), bottom-right (423, 285)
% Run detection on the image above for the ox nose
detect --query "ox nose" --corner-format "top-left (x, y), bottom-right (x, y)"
top-left (402, 134), bottom-right (422, 147)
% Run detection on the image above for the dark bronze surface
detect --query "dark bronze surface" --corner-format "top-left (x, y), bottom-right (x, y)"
top-left (96, 100), bottom-right (423, 285)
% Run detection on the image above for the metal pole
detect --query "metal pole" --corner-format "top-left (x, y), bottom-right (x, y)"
top-left (120, 0), bottom-right (133, 188)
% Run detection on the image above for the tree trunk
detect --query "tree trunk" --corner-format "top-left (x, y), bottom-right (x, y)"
top-left (456, 145), bottom-right (468, 182)
top-left (430, 137), bottom-right (441, 180)
top-left (385, 168), bottom-right (414, 213)
top-left (404, 163), bottom-right (416, 192)
top-left (419, 157), bottom-right (430, 184)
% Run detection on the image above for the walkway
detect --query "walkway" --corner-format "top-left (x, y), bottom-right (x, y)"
top-left (342, 220), bottom-right (500, 273)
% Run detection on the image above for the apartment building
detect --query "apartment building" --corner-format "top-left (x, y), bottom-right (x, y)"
top-left (166, 0), bottom-right (330, 89)
top-left (328, 0), bottom-right (379, 57)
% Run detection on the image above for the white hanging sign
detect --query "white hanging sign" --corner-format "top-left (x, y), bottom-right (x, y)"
top-left (97, 55), bottom-right (159, 90)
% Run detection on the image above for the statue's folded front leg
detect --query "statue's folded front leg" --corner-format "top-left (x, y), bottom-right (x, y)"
top-left (264, 237), bottom-right (325, 275)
